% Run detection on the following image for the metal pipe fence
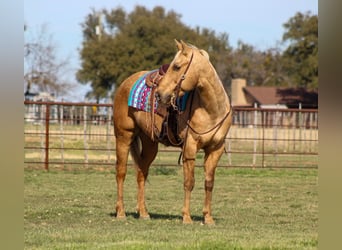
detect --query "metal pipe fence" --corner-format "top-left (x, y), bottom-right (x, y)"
top-left (24, 101), bottom-right (318, 170)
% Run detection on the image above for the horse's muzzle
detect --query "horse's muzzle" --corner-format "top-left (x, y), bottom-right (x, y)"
top-left (155, 92), bottom-right (171, 105)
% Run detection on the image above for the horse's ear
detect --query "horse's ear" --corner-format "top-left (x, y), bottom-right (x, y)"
top-left (174, 39), bottom-right (182, 51)
top-left (200, 49), bottom-right (210, 60)
top-left (180, 40), bottom-right (187, 47)
top-left (179, 40), bottom-right (192, 55)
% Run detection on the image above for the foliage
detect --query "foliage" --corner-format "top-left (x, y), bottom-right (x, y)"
top-left (230, 41), bottom-right (288, 86)
top-left (226, 11), bottom-right (318, 89)
top-left (77, 6), bottom-right (231, 101)
top-left (77, 7), bottom-right (318, 101)
top-left (24, 168), bottom-right (318, 249)
top-left (282, 12), bottom-right (318, 89)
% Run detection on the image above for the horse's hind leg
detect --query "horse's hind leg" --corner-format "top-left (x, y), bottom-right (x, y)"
top-left (115, 131), bottom-right (133, 219)
top-left (133, 133), bottom-right (158, 219)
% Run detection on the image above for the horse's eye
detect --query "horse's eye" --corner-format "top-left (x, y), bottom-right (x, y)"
top-left (173, 64), bottom-right (181, 71)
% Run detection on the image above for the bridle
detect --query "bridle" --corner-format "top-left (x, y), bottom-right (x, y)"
top-left (157, 48), bottom-right (233, 163)
top-left (168, 50), bottom-right (232, 137)
top-left (170, 52), bottom-right (194, 110)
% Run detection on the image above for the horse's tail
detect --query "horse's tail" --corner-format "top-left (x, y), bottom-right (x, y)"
top-left (130, 136), bottom-right (142, 165)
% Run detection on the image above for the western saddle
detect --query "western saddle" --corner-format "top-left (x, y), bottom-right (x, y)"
top-left (145, 64), bottom-right (183, 146)
top-left (145, 64), bottom-right (170, 87)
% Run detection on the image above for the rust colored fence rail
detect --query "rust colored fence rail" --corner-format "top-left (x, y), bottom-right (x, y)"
top-left (24, 101), bottom-right (318, 170)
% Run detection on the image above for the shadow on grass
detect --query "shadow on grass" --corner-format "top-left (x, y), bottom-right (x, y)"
top-left (109, 211), bottom-right (203, 222)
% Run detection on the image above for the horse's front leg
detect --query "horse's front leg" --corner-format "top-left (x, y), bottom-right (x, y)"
top-left (202, 144), bottom-right (225, 225)
top-left (182, 158), bottom-right (195, 224)
top-left (182, 136), bottom-right (198, 224)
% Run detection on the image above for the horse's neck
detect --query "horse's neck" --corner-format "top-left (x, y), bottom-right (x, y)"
top-left (196, 67), bottom-right (230, 120)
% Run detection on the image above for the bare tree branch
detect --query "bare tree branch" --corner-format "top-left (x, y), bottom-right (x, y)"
top-left (24, 24), bottom-right (75, 97)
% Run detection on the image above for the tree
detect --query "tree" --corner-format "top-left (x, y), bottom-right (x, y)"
top-left (228, 11), bottom-right (318, 89)
top-left (24, 24), bottom-right (73, 96)
top-left (230, 41), bottom-right (286, 86)
top-left (77, 6), bottom-right (231, 102)
top-left (282, 12), bottom-right (318, 89)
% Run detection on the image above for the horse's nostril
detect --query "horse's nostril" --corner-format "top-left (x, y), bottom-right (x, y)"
top-left (155, 93), bottom-right (161, 102)
top-left (155, 92), bottom-right (170, 104)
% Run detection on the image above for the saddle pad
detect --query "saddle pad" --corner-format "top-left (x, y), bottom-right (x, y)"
top-left (128, 70), bottom-right (191, 113)
top-left (128, 70), bottom-right (158, 113)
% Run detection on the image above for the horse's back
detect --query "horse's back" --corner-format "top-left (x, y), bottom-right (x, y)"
top-left (114, 71), bottom-right (148, 106)
top-left (113, 71), bottom-right (148, 135)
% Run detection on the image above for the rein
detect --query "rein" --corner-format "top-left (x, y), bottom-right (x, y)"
top-left (176, 92), bottom-right (232, 164)
top-left (182, 89), bottom-right (232, 135)
top-left (186, 104), bottom-right (232, 136)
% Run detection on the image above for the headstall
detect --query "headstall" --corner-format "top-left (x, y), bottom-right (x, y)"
top-left (170, 52), bottom-right (194, 110)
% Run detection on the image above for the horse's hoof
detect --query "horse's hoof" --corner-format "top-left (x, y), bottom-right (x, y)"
top-left (116, 215), bottom-right (126, 220)
top-left (182, 215), bottom-right (193, 224)
top-left (204, 216), bottom-right (215, 225)
top-left (116, 211), bottom-right (126, 220)
top-left (139, 214), bottom-right (150, 220)
top-left (136, 208), bottom-right (150, 220)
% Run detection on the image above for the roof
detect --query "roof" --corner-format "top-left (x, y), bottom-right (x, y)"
top-left (243, 86), bottom-right (318, 108)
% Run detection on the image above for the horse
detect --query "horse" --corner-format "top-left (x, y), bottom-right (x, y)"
top-left (113, 39), bottom-right (232, 224)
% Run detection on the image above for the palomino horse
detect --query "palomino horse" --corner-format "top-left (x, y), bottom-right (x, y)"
top-left (113, 40), bottom-right (232, 224)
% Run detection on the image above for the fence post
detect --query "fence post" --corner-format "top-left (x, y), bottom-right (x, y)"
top-left (40, 105), bottom-right (44, 164)
top-left (253, 103), bottom-right (257, 166)
top-left (45, 103), bottom-right (50, 170)
top-left (227, 129), bottom-right (232, 166)
top-left (59, 104), bottom-right (64, 167)
top-left (294, 109), bottom-right (298, 151)
top-left (273, 106), bottom-right (279, 166)
top-left (83, 105), bottom-right (88, 165)
top-left (309, 112), bottom-right (313, 152)
top-left (106, 105), bottom-right (111, 163)
top-left (299, 103), bottom-right (302, 158)
top-left (262, 110), bottom-right (265, 168)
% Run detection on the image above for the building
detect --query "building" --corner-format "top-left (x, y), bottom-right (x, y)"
top-left (24, 92), bottom-right (58, 123)
top-left (231, 78), bottom-right (318, 109)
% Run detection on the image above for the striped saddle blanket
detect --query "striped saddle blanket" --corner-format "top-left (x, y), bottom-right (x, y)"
top-left (128, 70), bottom-right (190, 113)
top-left (128, 71), bottom-right (157, 113)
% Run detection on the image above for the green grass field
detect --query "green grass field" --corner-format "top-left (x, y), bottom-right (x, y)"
top-left (24, 167), bottom-right (318, 249)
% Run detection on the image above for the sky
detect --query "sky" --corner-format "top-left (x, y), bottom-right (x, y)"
top-left (24, 0), bottom-right (318, 101)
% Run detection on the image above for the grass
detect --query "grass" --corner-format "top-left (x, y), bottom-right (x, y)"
top-left (24, 167), bottom-right (318, 249)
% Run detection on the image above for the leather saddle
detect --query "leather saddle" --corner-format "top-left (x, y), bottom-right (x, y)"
top-left (145, 64), bottom-right (183, 146)
top-left (157, 106), bottom-right (183, 146)
top-left (145, 64), bottom-right (170, 87)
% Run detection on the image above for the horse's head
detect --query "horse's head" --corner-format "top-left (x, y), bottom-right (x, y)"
top-left (156, 39), bottom-right (209, 105)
